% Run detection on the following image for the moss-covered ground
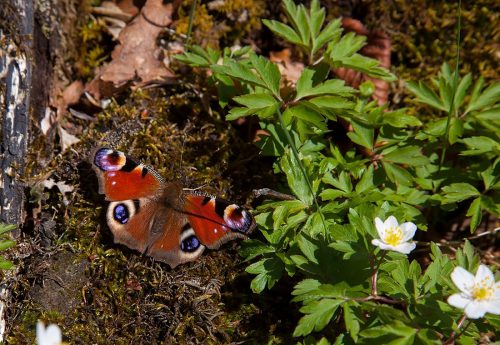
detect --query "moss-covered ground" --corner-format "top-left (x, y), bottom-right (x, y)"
top-left (3, 0), bottom-right (499, 343)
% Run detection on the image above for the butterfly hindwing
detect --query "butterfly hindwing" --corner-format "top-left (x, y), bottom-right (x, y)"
top-left (184, 195), bottom-right (256, 249)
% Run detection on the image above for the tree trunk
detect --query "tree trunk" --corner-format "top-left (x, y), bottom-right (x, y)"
top-left (0, 0), bottom-right (33, 229)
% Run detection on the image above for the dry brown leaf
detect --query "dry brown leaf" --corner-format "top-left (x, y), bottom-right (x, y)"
top-left (86, 0), bottom-right (177, 100)
top-left (335, 18), bottom-right (391, 105)
top-left (57, 125), bottom-right (80, 152)
top-left (270, 48), bottom-right (304, 86)
top-left (62, 80), bottom-right (84, 107)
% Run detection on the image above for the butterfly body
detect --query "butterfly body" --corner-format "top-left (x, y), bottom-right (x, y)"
top-left (91, 147), bottom-right (255, 268)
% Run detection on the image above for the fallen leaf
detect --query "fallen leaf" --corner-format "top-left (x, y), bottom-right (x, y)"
top-left (334, 18), bottom-right (391, 105)
top-left (86, 0), bottom-right (177, 100)
top-left (270, 48), bottom-right (304, 86)
top-left (57, 125), bottom-right (80, 152)
top-left (62, 80), bottom-right (84, 107)
top-left (40, 108), bottom-right (57, 135)
top-left (91, 1), bottom-right (132, 40)
top-left (42, 178), bottom-right (75, 206)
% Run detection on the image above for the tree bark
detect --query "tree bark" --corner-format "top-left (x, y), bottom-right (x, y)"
top-left (0, 0), bottom-right (33, 229)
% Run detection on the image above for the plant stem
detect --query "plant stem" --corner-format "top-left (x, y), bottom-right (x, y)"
top-left (185, 0), bottom-right (199, 49)
top-left (371, 251), bottom-right (387, 296)
top-left (275, 108), bottom-right (328, 233)
top-left (439, 0), bottom-right (462, 171)
top-left (444, 314), bottom-right (467, 345)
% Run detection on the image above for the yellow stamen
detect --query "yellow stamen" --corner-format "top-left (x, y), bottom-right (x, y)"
top-left (384, 226), bottom-right (403, 246)
top-left (472, 278), bottom-right (493, 301)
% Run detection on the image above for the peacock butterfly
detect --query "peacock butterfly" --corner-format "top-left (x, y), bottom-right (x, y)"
top-left (91, 147), bottom-right (256, 268)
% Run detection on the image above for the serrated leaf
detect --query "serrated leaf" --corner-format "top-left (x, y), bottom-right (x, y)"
top-left (466, 81), bottom-right (500, 113)
top-left (239, 239), bottom-right (275, 261)
top-left (382, 162), bottom-right (413, 186)
top-left (211, 59), bottom-right (266, 89)
top-left (314, 18), bottom-right (342, 56)
top-left (246, 257), bottom-right (285, 293)
top-left (466, 197), bottom-right (482, 233)
top-left (383, 146), bottom-right (430, 166)
top-left (262, 19), bottom-right (303, 46)
top-left (281, 151), bottom-right (314, 206)
top-left (448, 118), bottom-right (464, 144)
top-left (250, 54), bottom-right (282, 98)
top-left (347, 120), bottom-right (374, 149)
top-left (441, 183), bottom-right (480, 203)
top-left (453, 73), bottom-right (472, 109)
top-left (407, 81), bottom-right (447, 111)
top-left (293, 299), bottom-right (343, 337)
top-left (383, 110), bottom-right (422, 128)
top-left (460, 136), bottom-right (500, 155)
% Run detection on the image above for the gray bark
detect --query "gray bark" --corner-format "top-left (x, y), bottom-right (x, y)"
top-left (0, 0), bottom-right (33, 228)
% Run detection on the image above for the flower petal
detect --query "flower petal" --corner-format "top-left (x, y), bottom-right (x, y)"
top-left (485, 298), bottom-right (500, 315)
top-left (464, 301), bottom-right (487, 319)
top-left (474, 264), bottom-right (494, 286)
top-left (372, 240), bottom-right (396, 251)
top-left (374, 217), bottom-right (385, 238)
top-left (451, 266), bottom-right (475, 294)
top-left (493, 282), bottom-right (500, 298)
top-left (45, 324), bottom-right (62, 344)
top-left (393, 242), bottom-right (416, 254)
top-left (447, 293), bottom-right (470, 309)
top-left (400, 222), bottom-right (417, 242)
top-left (36, 321), bottom-right (45, 344)
top-left (385, 216), bottom-right (399, 229)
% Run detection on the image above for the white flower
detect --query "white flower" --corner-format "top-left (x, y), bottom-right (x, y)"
top-left (371, 216), bottom-right (417, 254)
top-left (448, 265), bottom-right (500, 319)
top-left (36, 321), bottom-right (62, 345)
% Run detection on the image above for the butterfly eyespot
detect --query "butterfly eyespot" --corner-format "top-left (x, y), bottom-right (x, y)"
top-left (224, 204), bottom-right (254, 234)
top-left (113, 203), bottom-right (130, 224)
top-left (180, 235), bottom-right (201, 253)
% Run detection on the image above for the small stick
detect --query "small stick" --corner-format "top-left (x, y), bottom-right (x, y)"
top-left (253, 188), bottom-right (296, 201)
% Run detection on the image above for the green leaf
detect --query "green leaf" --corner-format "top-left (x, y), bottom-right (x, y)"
top-left (382, 146), bottom-right (430, 166)
top-left (239, 239), bottom-right (275, 261)
top-left (347, 120), bottom-right (374, 150)
top-left (448, 118), bottom-right (464, 144)
top-left (297, 234), bottom-right (320, 264)
top-left (382, 162), bottom-right (413, 186)
top-left (0, 259), bottom-right (14, 270)
top-left (466, 197), bottom-right (482, 233)
top-left (246, 256), bottom-right (285, 293)
top-left (382, 109), bottom-right (422, 128)
top-left (281, 151), bottom-right (314, 206)
top-left (441, 183), bottom-right (480, 203)
top-left (343, 303), bottom-right (360, 342)
top-left (355, 166), bottom-right (374, 194)
top-left (407, 81), bottom-right (447, 111)
top-left (228, 93), bottom-right (279, 120)
top-left (314, 18), bottom-right (342, 56)
top-left (0, 240), bottom-right (16, 251)
top-left (296, 69), bottom-right (354, 100)
top-left (453, 73), bottom-right (472, 110)
top-left (293, 299), bottom-right (343, 337)
top-left (460, 136), bottom-right (500, 155)
top-left (262, 19), bottom-right (303, 46)
top-left (466, 81), bottom-right (500, 113)
top-left (0, 224), bottom-right (16, 236)
top-left (249, 54), bottom-right (282, 98)
top-left (211, 59), bottom-right (266, 89)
